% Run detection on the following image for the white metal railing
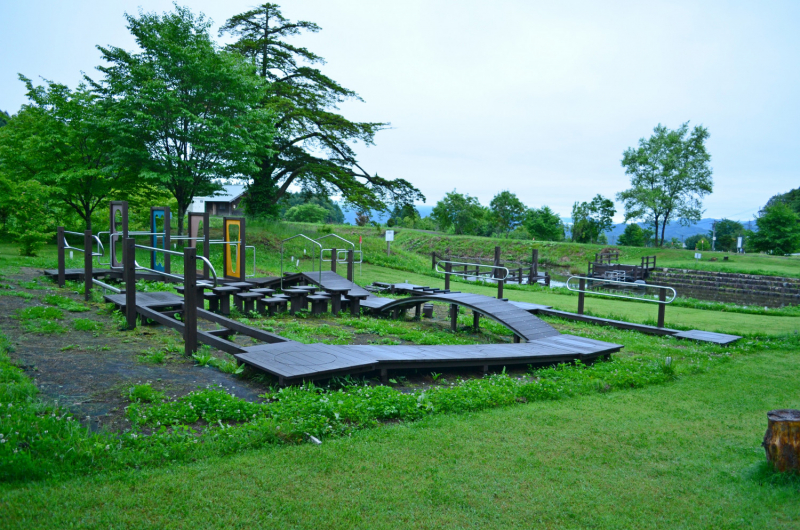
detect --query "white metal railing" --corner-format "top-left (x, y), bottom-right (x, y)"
top-left (280, 234), bottom-right (323, 289)
top-left (566, 276), bottom-right (676, 304)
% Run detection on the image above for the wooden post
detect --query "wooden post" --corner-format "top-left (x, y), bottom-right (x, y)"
top-left (473, 311), bottom-right (480, 332)
top-left (763, 409), bottom-right (800, 472)
top-left (578, 278), bottom-right (586, 315)
top-left (518, 267), bottom-right (522, 284)
top-left (347, 249), bottom-right (354, 282)
top-left (183, 246), bottom-right (198, 356)
top-left (497, 277), bottom-right (504, 299)
top-left (657, 287), bottom-right (666, 328)
top-left (123, 237), bottom-right (137, 330)
top-left (445, 261), bottom-right (451, 290)
top-left (450, 304), bottom-right (458, 331)
top-left (57, 226), bottom-right (66, 288)
top-left (386, 240), bottom-right (391, 256)
top-left (84, 230), bottom-right (92, 301)
top-left (164, 207), bottom-right (171, 274)
top-left (530, 249), bottom-right (538, 283)
top-left (493, 246), bottom-right (501, 279)
top-left (431, 252), bottom-right (436, 270)
top-left (331, 248), bottom-right (337, 273)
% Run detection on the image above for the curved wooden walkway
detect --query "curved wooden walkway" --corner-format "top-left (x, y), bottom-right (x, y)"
top-left (378, 292), bottom-right (560, 342)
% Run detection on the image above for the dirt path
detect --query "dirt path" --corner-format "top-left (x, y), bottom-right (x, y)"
top-left (0, 268), bottom-right (266, 432)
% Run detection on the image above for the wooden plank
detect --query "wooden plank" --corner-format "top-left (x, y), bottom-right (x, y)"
top-left (196, 308), bottom-right (289, 344)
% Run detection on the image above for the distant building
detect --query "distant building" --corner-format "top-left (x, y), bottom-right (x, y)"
top-left (189, 184), bottom-right (246, 216)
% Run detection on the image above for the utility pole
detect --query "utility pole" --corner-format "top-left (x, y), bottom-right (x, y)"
top-left (712, 221), bottom-right (717, 251)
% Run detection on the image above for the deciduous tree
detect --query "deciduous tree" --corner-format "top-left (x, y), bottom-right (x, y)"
top-left (0, 79), bottom-right (137, 231)
top-left (617, 223), bottom-right (645, 247)
top-left (432, 191), bottom-right (488, 235)
top-left (489, 191), bottom-right (526, 236)
top-left (617, 122), bottom-right (713, 247)
top-left (748, 203), bottom-right (800, 254)
top-left (710, 219), bottom-right (744, 252)
top-left (93, 6), bottom-right (274, 234)
top-left (523, 206), bottom-right (564, 241)
top-left (220, 3), bottom-right (423, 217)
top-left (570, 195), bottom-right (615, 244)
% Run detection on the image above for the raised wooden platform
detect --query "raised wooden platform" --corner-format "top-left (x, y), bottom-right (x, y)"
top-left (104, 291), bottom-right (184, 310)
top-left (379, 292), bottom-right (561, 342)
top-left (236, 334), bottom-right (622, 383)
top-left (671, 330), bottom-right (742, 345)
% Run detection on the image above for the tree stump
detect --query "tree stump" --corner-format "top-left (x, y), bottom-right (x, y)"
top-left (762, 409), bottom-right (800, 472)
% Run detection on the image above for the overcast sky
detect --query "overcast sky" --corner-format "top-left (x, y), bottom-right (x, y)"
top-left (2, 0), bottom-right (798, 221)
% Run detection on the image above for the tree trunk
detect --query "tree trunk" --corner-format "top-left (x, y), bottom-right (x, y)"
top-left (763, 409), bottom-right (800, 472)
top-left (177, 203), bottom-right (186, 236)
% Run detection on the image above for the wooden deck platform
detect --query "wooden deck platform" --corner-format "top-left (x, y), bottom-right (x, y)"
top-left (236, 334), bottom-right (622, 383)
top-left (104, 291), bottom-right (184, 310)
top-left (671, 330), bottom-right (742, 345)
top-left (378, 292), bottom-right (561, 342)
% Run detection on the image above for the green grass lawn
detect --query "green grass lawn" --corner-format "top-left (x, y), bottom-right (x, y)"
top-left (3, 347), bottom-right (798, 529)
top-left (356, 264), bottom-right (800, 336)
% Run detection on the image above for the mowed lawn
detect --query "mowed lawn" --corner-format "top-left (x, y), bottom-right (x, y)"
top-left (2, 348), bottom-right (799, 529)
top-left (357, 264), bottom-right (800, 336)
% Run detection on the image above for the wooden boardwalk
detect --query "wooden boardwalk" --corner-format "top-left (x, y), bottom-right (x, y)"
top-left (378, 292), bottom-right (561, 342)
top-left (104, 291), bottom-right (184, 310)
top-left (236, 334), bottom-right (622, 384)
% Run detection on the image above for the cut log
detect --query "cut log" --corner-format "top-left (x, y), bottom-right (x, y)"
top-left (762, 409), bottom-right (800, 472)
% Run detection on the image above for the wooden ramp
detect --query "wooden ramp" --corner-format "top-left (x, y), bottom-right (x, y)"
top-left (378, 292), bottom-right (561, 342)
top-left (236, 334), bottom-right (622, 384)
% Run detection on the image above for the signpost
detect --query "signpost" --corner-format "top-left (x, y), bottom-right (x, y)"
top-left (385, 230), bottom-right (394, 256)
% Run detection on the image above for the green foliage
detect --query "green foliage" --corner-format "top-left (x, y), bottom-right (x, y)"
top-left (126, 383), bottom-right (166, 403)
top-left (748, 202), bottom-right (800, 254)
top-left (94, 5), bottom-right (275, 234)
top-left (0, 77), bottom-right (137, 231)
top-left (571, 195), bottom-right (615, 243)
top-left (284, 203), bottom-right (330, 224)
top-left (431, 190), bottom-right (491, 235)
top-left (489, 191), bottom-right (526, 236)
top-left (279, 192), bottom-right (344, 223)
top-left (44, 294), bottom-right (89, 312)
top-left (617, 223), bottom-right (645, 247)
top-left (523, 206), bottom-right (565, 241)
top-left (711, 219), bottom-right (744, 252)
top-left (72, 318), bottom-right (102, 332)
top-left (220, 4), bottom-right (423, 216)
top-left (137, 348), bottom-right (168, 364)
top-left (764, 187), bottom-right (800, 216)
top-left (14, 306), bottom-right (67, 334)
top-left (0, 179), bottom-right (55, 256)
top-left (618, 122), bottom-right (713, 246)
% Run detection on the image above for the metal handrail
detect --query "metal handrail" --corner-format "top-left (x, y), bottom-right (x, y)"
top-left (280, 234), bottom-right (323, 289)
top-left (316, 233), bottom-right (355, 248)
top-left (92, 278), bottom-right (121, 294)
top-left (134, 244), bottom-right (219, 287)
top-left (62, 231), bottom-right (104, 257)
top-left (336, 249), bottom-right (363, 264)
top-left (435, 260), bottom-right (510, 281)
top-left (565, 276), bottom-right (676, 304)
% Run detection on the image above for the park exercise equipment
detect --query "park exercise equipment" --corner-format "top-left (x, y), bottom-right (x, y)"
top-left (280, 233), bottom-right (362, 288)
top-left (436, 259), bottom-right (509, 299)
top-left (566, 275), bottom-right (676, 328)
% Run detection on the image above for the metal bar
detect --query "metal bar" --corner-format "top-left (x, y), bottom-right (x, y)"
top-left (135, 243), bottom-right (184, 257)
top-left (183, 246), bottom-right (198, 355)
top-left (566, 275), bottom-right (676, 304)
top-left (316, 233), bottom-right (355, 248)
top-left (92, 278), bottom-right (121, 294)
top-left (280, 234), bottom-right (323, 289)
top-left (84, 230), bottom-right (92, 301)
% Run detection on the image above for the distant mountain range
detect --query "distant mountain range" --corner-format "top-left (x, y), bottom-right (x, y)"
top-left (341, 206), bottom-right (750, 243)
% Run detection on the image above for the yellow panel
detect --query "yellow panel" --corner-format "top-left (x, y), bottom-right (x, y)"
top-left (224, 219), bottom-right (241, 277)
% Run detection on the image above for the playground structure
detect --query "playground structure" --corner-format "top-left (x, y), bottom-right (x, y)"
top-left (41, 202), bottom-right (740, 384)
top-left (41, 201), bottom-right (626, 384)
